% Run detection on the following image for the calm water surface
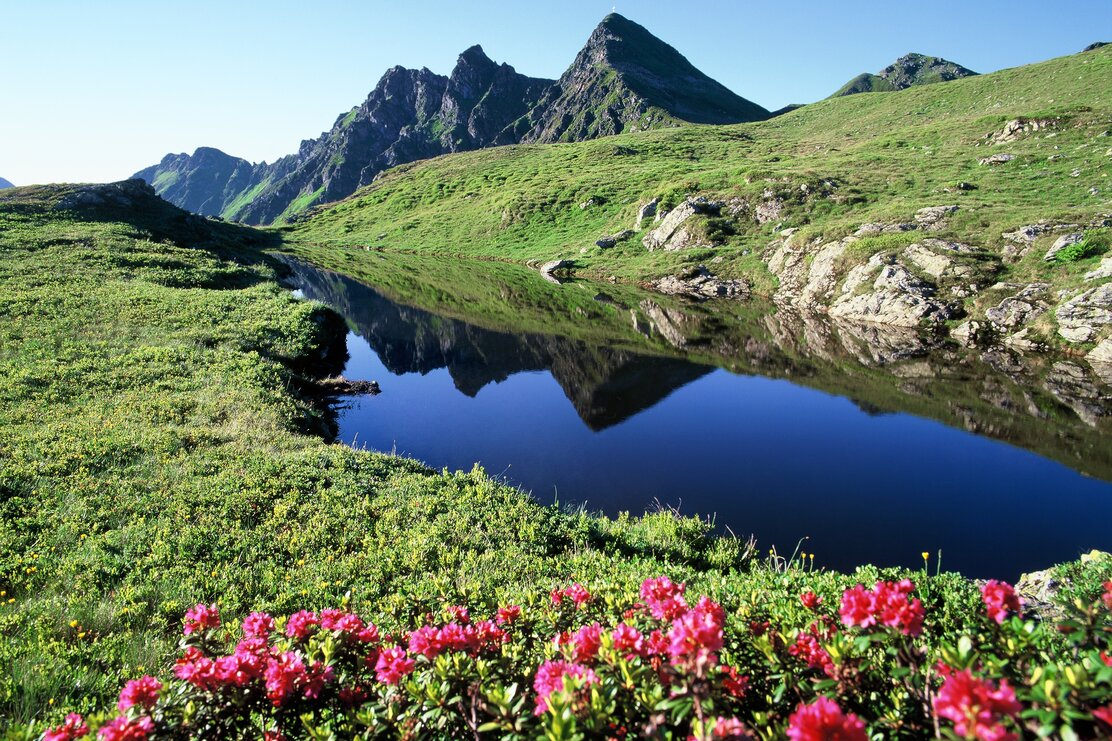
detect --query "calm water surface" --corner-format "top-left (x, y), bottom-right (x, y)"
top-left (286, 256), bottom-right (1112, 579)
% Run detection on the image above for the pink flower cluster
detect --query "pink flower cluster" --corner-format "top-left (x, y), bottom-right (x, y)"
top-left (374, 646), bottom-right (415, 685)
top-left (981, 581), bottom-right (1022, 624)
top-left (788, 622), bottom-right (834, 677)
top-left (1103, 581), bottom-right (1112, 610)
top-left (116, 676), bottom-right (162, 711)
top-left (787, 697), bottom-right (868, 741)
top-left (551, 582), bottom-right (592, 609)
top-left (43, 714), bottom-right (89, 741)
top-left (712, 716), bottom-right (749, 738)
top-left (933, 666), bottom-right (1021, 741)
top-left (532, 659), bottom-right (599, 714)
top-left (96, 717), bottom-right (154, 741)
top-left (800, 591), bottom-right (822, 610)
top-left (182, 603), bottom-right (220, 635)
top-left (666, 595), bottom-right (726, 666)
top-left (407, 619), bottom-right (508, 659)
top-left (555, 622), bottom-right (603, 663)
top-left (174, 609), bottom-right (353, 706)
top-left (640, 575), bottom-right (688, 620)
top-left (533, 577), bottom-right (734, 714)
top-left (839, 579), bottom-right (924, 636)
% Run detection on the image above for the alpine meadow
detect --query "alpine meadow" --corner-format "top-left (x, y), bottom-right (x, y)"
top-left (2, 9), bottom-right (1112, 741)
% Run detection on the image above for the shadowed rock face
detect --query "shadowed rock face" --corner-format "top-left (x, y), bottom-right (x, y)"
top-left (134, 14), bottom-right (767, 224)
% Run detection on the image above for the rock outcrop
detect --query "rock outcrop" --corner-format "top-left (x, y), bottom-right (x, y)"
top-left (651, 265), bottom-right (748, 299)
top-left (829, 254), bottom-right (957, 327)
top-left (985, 283), bottom-right (1051, 331)
top-left (642, 197), bottom-right (722, 251)
top-left (1044, 233), bottom-right (1084, 261)
top-left (1056, 283), bottom-right (1112, 343)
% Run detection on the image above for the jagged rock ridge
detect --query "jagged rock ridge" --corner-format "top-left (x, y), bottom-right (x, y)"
top-left (831, 53), bottom-right (977, 97)
top-left (516, 13), bottom-right (768, 143)
top-left (134, 14), bottom-right (767, 224)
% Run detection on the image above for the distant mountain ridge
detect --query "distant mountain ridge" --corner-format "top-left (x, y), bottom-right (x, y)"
top-left (832, 53), bottom-right (977, 97)
top-left (0, 177), bottom-right (13, 189)
top-left (133, 14), bottom-right (768, 225)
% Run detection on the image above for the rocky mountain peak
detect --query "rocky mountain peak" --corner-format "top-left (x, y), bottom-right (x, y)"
top-left (447, 44), bottom-right (502, 100)
top-left (832, 52), bottom-right (976, 97)
top-left (135, 12), bottom-right (766, 223)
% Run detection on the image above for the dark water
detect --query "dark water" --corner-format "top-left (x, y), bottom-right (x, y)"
top-left (284, 256), bottom-right (1112, 579)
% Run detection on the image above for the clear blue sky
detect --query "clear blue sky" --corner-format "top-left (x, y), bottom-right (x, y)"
top-left (2, 0), bottom-right (1108, 185)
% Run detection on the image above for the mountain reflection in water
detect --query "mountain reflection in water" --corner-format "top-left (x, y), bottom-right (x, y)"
top-left (283, 254), bottom-right (1112, 579)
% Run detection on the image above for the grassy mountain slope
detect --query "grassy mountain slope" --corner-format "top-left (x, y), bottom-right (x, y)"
top-left (286, 46), bottom-right (1111, 351)
top-left (289, 46), bottom-right (1108, 263)
top-left (0, 183), bottom-right (759, 724)
top-left (2, 182), bottom-right (1109, 734)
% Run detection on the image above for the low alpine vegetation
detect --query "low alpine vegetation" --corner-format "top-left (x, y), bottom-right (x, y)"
top-left (37, 576), bottom-right (1112, 739)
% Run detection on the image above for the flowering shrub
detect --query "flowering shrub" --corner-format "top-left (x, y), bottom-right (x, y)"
top-left (40, 575), bottom-right (1112, 739)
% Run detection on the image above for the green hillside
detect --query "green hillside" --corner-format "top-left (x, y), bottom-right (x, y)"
top-left (289, 45), bottom-right (1108, 263)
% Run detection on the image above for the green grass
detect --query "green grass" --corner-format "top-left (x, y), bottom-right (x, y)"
top-left (0, 185), bottom-right (767, 728)
top-left (150, 170), bottom-right (179, 192)
top-left (220, 176), bottom-right (272, 222)
top-left (276, 186), bottom-right (325, 225)
top-left (2, 45), bottom-right (1112, 734)
top-left (284, 46), bottom-right (1112, 294)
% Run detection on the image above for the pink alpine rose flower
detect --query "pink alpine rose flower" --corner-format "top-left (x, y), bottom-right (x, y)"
top-left (241, 611), bottom-right (275, 639)
top-left (667, 596), bottom-right (725, 663)
top-left (264, 651), bottom-right (308, 707)
top-left (787, 697), bottom-right (868, 741)
top-left (981, 580), bottom-right (1022, 624)
top-left (933, 667), bottom-right (1022, 741)
top-left (285, 610), bottom-right (320, 640)
top-left (43, 713), bottom-right (89, 741)
top-left (611, 622), bottom-right (645, 656)
top-left (182, 603), bottom-right (219, 635)
top-left (96, 716), bottom-right (154, 741)
top-left (532, 660), bottom-right (599, 715)
top-left (117, 675), bottom-right (162, 711)
top-left (495, 604), bottom-right (521, 625)
top-left (640, 576), bottom-right (688, 620)
top-left (551, 583), bottom-right (591, 608)
top-left (712, 716), bottom-right (750, 739)
top-left (374, 647), bottom-right (415, 685)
